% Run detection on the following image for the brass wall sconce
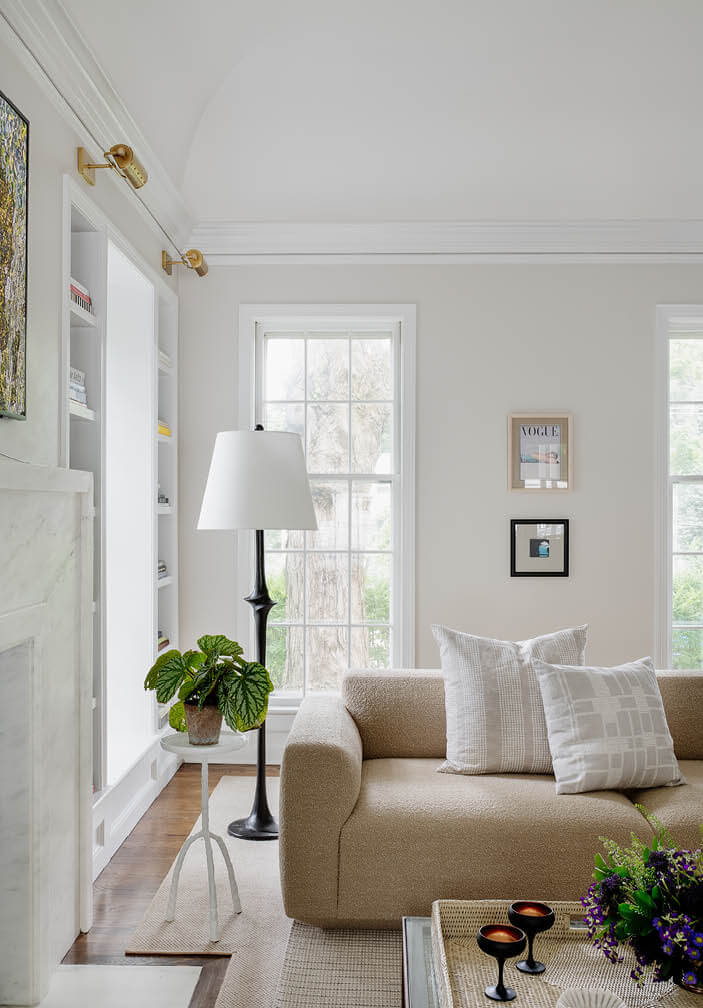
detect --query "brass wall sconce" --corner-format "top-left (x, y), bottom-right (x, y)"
top-left (161, 249), bottom-right (209, 278)
top-left (77, 144), bottom-right (148, 189)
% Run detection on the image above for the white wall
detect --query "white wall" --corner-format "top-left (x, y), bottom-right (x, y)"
top-left (179, 263), bottom-right (703, 671)
top-left (0, 26), bottom-right (176, 468)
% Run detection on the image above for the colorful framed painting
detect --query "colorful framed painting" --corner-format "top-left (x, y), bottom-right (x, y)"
top-left (508, 413), bottom-right (572, 491)
top-left (0, 90), bottom-right (29, 420)
top-left (510, 519), bottom-right (569, 577)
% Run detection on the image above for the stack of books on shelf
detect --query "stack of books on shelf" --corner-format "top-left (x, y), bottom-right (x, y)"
top-left (157, 631), bottom-right (170, 652)
top-left (69, 367), bottom-right (88, 406)
top-left (157, 418), bottom-right (171, 438)
top-left (69, 276), bottom-right (93, 314)
top-left (158, 348), bottom-right (172, 371)
top-left (157, 561), bottom-right (169, 581)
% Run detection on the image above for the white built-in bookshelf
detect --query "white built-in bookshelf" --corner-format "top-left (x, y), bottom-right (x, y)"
top-left (155, 294), bottom-right (179, 730)
top-left (61, 177), bottom-right (179, 797)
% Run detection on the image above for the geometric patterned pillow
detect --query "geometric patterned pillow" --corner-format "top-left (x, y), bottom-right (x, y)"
top-left (432, 623), bottom-right (588, 775)
top-left (533, 656), bottom-right (684, 794)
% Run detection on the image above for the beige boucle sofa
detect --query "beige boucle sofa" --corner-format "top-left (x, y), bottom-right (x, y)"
top-left (279, 669), bottom-right (703, 929)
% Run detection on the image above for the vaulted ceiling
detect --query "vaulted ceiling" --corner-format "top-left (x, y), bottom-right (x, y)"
top-left (60, 0), bottom-right (703, 223)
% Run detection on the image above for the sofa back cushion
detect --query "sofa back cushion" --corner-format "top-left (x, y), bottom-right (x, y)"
top-left (656, 671), bottom-right (703, 759)
top-left (342, 670), bottom-right (446, 758)
top-left (342, 669), bottom-right (703, 762)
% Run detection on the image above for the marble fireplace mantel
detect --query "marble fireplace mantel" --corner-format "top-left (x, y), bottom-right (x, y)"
top-left (0, 461), bottom-right (93, 1006)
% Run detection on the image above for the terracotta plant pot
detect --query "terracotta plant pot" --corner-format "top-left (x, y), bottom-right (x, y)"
top-left (184, 702), bottom-right (223, 745)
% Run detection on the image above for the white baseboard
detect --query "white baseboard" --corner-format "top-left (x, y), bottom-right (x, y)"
top-left (91, 738), bottom-right (179, 883)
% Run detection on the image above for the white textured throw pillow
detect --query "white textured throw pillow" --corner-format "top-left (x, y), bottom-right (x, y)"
top-left (533, 657), bottom-right (683, 795)
top-left (432, 624), bottom-right (588, 775)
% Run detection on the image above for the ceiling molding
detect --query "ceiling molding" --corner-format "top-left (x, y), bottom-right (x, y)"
top-left (190, 219), bottom-right (703, 263)
top-left (0, 0), bottom-right (192, 248)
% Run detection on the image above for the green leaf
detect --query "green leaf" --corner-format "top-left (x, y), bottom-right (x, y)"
top-left (183, 650), bottom-right (206, 670)
top-left (634, 891), bottom-right (656, 913)
top-left (145, 648), bottom-right (181, 690)
top-left (595, 853), bottom-right (610, 872)
top-left (593, 868), bottom-right (608, 882)
top-left (178, 678), bottom-right (199, 700)
top-left (155, 654), bottom-right (187, 703)
top-left (168, 701), bottom-right (187, 732)
top-left (658, 960), bottom-right (674, 981)
top-left (197, 635), bottom-right (243, 660)
top-left (218, 662), bottom-right (274, 732)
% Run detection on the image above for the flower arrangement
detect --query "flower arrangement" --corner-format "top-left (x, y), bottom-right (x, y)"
top-left (583, 807), bottom-right (703, 992)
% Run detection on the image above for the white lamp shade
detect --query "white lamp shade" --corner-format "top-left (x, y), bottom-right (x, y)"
top-left (198, 430), bottom-right (318, 531)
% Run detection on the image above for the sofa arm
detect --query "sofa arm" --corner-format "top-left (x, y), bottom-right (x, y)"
top-left (279, 695), bottom-right (363, 923)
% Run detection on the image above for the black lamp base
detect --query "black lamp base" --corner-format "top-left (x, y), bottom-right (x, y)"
top-left (228, 811), bottom-right (279, 841)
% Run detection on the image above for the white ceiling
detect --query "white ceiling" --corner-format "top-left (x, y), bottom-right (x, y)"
top-left (60, 0), bottom-right (703, 223)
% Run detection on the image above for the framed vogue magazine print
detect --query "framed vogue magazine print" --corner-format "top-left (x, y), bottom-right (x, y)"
top-left (508, 413), bottom-right (572, 491)
top-left (0, 89), bottom-right (29, 420)
top-left (511, 519), bottom-right (569, 577)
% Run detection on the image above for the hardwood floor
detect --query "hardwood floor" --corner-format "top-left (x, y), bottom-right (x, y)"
top-left (64, 763), bottom-right (280, 1008)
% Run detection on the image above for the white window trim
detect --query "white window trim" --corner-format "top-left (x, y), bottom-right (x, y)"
top-left (655, 304), bottom-right (703, 669)
top-left (237, 304), bottom-right (416, 707)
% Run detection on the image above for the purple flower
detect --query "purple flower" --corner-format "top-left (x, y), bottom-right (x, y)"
top-left (683, 971), bottom-right (698, 987)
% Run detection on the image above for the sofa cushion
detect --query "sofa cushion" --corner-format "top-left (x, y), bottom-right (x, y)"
top-left (337, 758), bottom-right (649, 925)
top-left (656, 673), bottom-right (703, 760)
top-left (534, 657), bottom-right (683, 794)
top-left (627, 761), bottom-right (703, 852)
top-left (340, 670), bottom-right (701, 762)
top-left (342, 669), bottom-right (446, 758)
top-left (432, 624), bottom-right (588, 775)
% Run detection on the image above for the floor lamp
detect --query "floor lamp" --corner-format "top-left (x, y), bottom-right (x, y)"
top-left (198, 427), bottom-right (317, 840)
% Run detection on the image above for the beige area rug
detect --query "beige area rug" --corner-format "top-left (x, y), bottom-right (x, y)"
top-left (127, 776), bottom-right (291, 1003)
top-left (128, 775), bottom-right (403, 1008)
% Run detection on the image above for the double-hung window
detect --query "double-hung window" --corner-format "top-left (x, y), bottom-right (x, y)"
top-left (659, 309), bottom-right (703, 669)
top-left (240, 307), bottom-right (415, 698)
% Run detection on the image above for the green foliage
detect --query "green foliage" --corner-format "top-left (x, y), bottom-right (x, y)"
top-left (586, 809), bottom-right (703, 985)
top-left (144, 634), bottom-right (273, 733)
top-left (168, 701), bottom-right (187, 732)
top-left (218, 661), bottom-right (273, 733)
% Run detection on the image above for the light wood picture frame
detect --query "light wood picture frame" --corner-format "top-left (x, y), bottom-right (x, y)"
top-left (508, 413), bottom-right (572, 491)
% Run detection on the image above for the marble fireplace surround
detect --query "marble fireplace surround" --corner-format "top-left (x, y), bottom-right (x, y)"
top-left (0, 461), bottom-right (93, 1006)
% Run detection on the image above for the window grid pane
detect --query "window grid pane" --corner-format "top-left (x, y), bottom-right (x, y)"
top-left (669, 331), bottom-right (703, 669)
top-left (260, 328), bottom-right (395, 691)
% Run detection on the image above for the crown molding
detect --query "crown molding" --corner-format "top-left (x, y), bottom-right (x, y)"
top-left (0, 0), bottom-right (192, 248)
top-left (190, 219), bottom-right (703, 264)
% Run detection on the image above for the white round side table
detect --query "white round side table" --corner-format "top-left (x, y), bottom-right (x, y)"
top-left (161, 730), bottom-right (247, 942)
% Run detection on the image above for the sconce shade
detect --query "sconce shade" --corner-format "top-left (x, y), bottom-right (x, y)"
top-left (198, 430), bottom-right (318, 531)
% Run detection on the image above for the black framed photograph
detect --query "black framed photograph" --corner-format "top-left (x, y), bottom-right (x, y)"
top-left (510, 519), bottom-right (569, 577)
top-left (0, 89), bottom-right (29, 420)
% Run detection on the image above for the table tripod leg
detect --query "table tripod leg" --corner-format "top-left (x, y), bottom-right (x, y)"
top-left (212, 833), bottom-right (242, 914)
top-left (166, 831), bottom-right (201, 921)
top-left (201, 760), bottom-right (219, 942)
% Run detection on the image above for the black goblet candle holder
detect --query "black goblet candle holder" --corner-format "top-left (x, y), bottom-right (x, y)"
top-left (508, 901), bottom-right (555, 975)
top-left (477, 924), bottom-right (527, 1002)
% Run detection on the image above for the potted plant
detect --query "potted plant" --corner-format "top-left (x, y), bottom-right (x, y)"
top-left (583, 807), bottom-right (703, 993)
top-left (144, 634), bottom-right (273, 745)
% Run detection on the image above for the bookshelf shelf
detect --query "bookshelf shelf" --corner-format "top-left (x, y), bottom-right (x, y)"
top-left (69, 300), bottom-right (98, 328)
top-left (157, 505), bottom-right (174, 516)
top-left (157, 576), bottom-right (173, 590)
top-left (69, 400), bottom-right (97, 421)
